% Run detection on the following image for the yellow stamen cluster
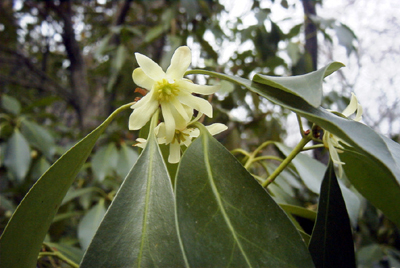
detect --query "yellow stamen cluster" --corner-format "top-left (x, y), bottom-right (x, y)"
top-left (155, 79), bottom-right (180, 102)
top-left (172, 129), bottom-right (190, 144)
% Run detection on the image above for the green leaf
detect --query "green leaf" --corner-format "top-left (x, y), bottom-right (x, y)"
top-left (78, 199), bottom-right (106, 251)
top-left (308, 163), bottom-right (356, 268)
top-left (80, 133), bottom-right (185, 267)
top-left (4, 129), bottom-right (31, 182)
top-left (1, 94), bottom-right (21, 115)
top-left (188, 69), bottom-right (400, 227)
top-left (44, 242), bottom-right (84, 265)
top-left (252, 62), bottom-right (344, 107)
top-left (175, 130), bottom-right (314, 267)
top-left (0, 103), bottom-right (131, 268)
top-left (91, 142), bottom-right (118, 182)
top-left (61, 187), bottom-right (101, 206)
top-left (21, 120), bottom-right (56, 159)
top-left (116, 143), bottom-right (138, 178)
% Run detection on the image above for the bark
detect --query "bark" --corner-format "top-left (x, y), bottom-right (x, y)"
top-left (48, 1), bottom-right (92, 129)
top-left (302, 0), bottom-right (318, 71)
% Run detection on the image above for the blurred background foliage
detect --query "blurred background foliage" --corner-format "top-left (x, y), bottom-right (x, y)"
top-left (0, 0), bottom-right (399, 267)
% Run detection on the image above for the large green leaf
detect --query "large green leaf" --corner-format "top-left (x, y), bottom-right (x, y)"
top-left (187, 69), bottom-right (400, 227)
top-left (80, 131), bottom-right (185, 267)
top-left (309, 163), bottom-right (356, 267)
top-left (4, 129), bottom-right (31, 182)
top-left (175, 130), bottom-right (315, 267)
top-left (0, 103), bottom-right (131, 268)
top-left (253, 62), bottom-right (344, 107)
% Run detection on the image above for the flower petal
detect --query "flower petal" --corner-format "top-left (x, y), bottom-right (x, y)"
top-left (161, 103), bottom-right (176, 143)
top-left (170, 98), bottom-right (190, 122)
top-left (190, 128), bottom-right (200, 138)
top-left (354, 103), bottom-right (363, 122)
top-left (131, 90), bottom-right (155, 109)
top-left (166, 46), bottom-right (192, 79)
top-left (168, 141), bottom-right (181, 163)
top-left (132, 68), bottom-right (155, 90)
top-left (342, 93), bottom-right (358, 117)
top-left (134, 138), bottom-right (147, 148)
top-left (179, 80), bottom-right (220, 95)
top-left (129, 100), bottom-right (158, 130)
top-left (169, 104), bottom-right (190, 130)
top-left (135, 52), bottom-right (165, 81)
top-left (178, 94), bottom-right (213, 118)
top-left (206, 123), bottom-right (228, 136)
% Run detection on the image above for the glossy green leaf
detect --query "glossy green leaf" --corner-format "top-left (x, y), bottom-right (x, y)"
top-left (78, 199), bottom-right (106, 250)
top-left (80, 132), bottom-right (185, 267)
top-left (4, 129), bottom-right (31, 182)
top-left (188, 69), bottom-right (400, 227)
top-left (175, 130), bottom-right (314, 267)
top-left (116, 143), bottom-right (138, 178)
top-left (21, 119), bottom-right (56, 159)
top-left (91, 142), bottom-right (118, 182)
top-left (309, 163), bottom-right (355, 268)
top-left (1, 94), bottom-right (21, 115)
top-left (0, 103), bottom-right (131, 268)
top-left (253, 62), bottom-right (344, 107)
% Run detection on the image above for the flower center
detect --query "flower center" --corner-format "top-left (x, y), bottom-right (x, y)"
top-left (173, 129), bottom-right (190, 144)
top-left (154, 79), bottom-right (180, 102)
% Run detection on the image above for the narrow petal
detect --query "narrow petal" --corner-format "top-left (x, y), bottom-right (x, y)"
top-left (328, 141), bottom-right (345, 165)
top-left (178, 94), bottom-right (213, 118)
top-left (342, 93), bottom-right (358, 117)
top-left (169, 104), bottom-right (190, 130)
top-left (206, 123), bottom-right (228, 136)
top-left (189, 128), bottom-right (200, 138)
top-left (134, 138), bottom-right (147, 149)
top-left (166, 46), bottom-right (192, 79)
top-left (132, 68), bottom-right (155, 90)
top-left (170, 98), bottom-right (190, 122)
top-left (129, 100), bottom-right (158, 130)
top-left (168, 141), bottom-right (181, 163)
top-left (161, 103), bottom-right (176, 143)
top-left (131, 90), bottom-right (155, 109)
top-left (354, 104), bottom-right (363, 122)
top-left (179, 80), bottom-right (220, 95)
top-left (135, 52), bottom-right (165, 81)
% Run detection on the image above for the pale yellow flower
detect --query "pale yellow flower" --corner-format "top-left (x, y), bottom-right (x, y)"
top-left (129, 46), bottom-right (220, 143)
top-left (323, 93), bottom-right (363, 177)
top-left (136, 121), bottom-right (228, 164)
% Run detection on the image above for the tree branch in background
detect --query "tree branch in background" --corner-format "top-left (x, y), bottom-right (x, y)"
top-left (47, 0), bottom-right (91, 130)
top-left (302, 0), bottom-right (318, 71)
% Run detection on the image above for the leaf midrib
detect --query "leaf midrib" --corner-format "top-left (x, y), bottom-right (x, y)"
top-left (201, 133), bottom-right (253, 268)
top-left (137, 137), bottom-right (155, 267)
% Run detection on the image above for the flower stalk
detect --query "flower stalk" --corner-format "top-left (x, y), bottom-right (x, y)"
top-left (262, 133), bottom-right (313, 188)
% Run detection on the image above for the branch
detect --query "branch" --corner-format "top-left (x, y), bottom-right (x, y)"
top-left (0, 44), bottom-right (71, 101)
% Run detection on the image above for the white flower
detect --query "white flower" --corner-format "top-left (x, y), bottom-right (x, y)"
top-left (135, 122), bottom-right (228, 164)
top-left (129, 46), bottom-right (220, 143)
top-left (323, 93), bottom-right (363, 177)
